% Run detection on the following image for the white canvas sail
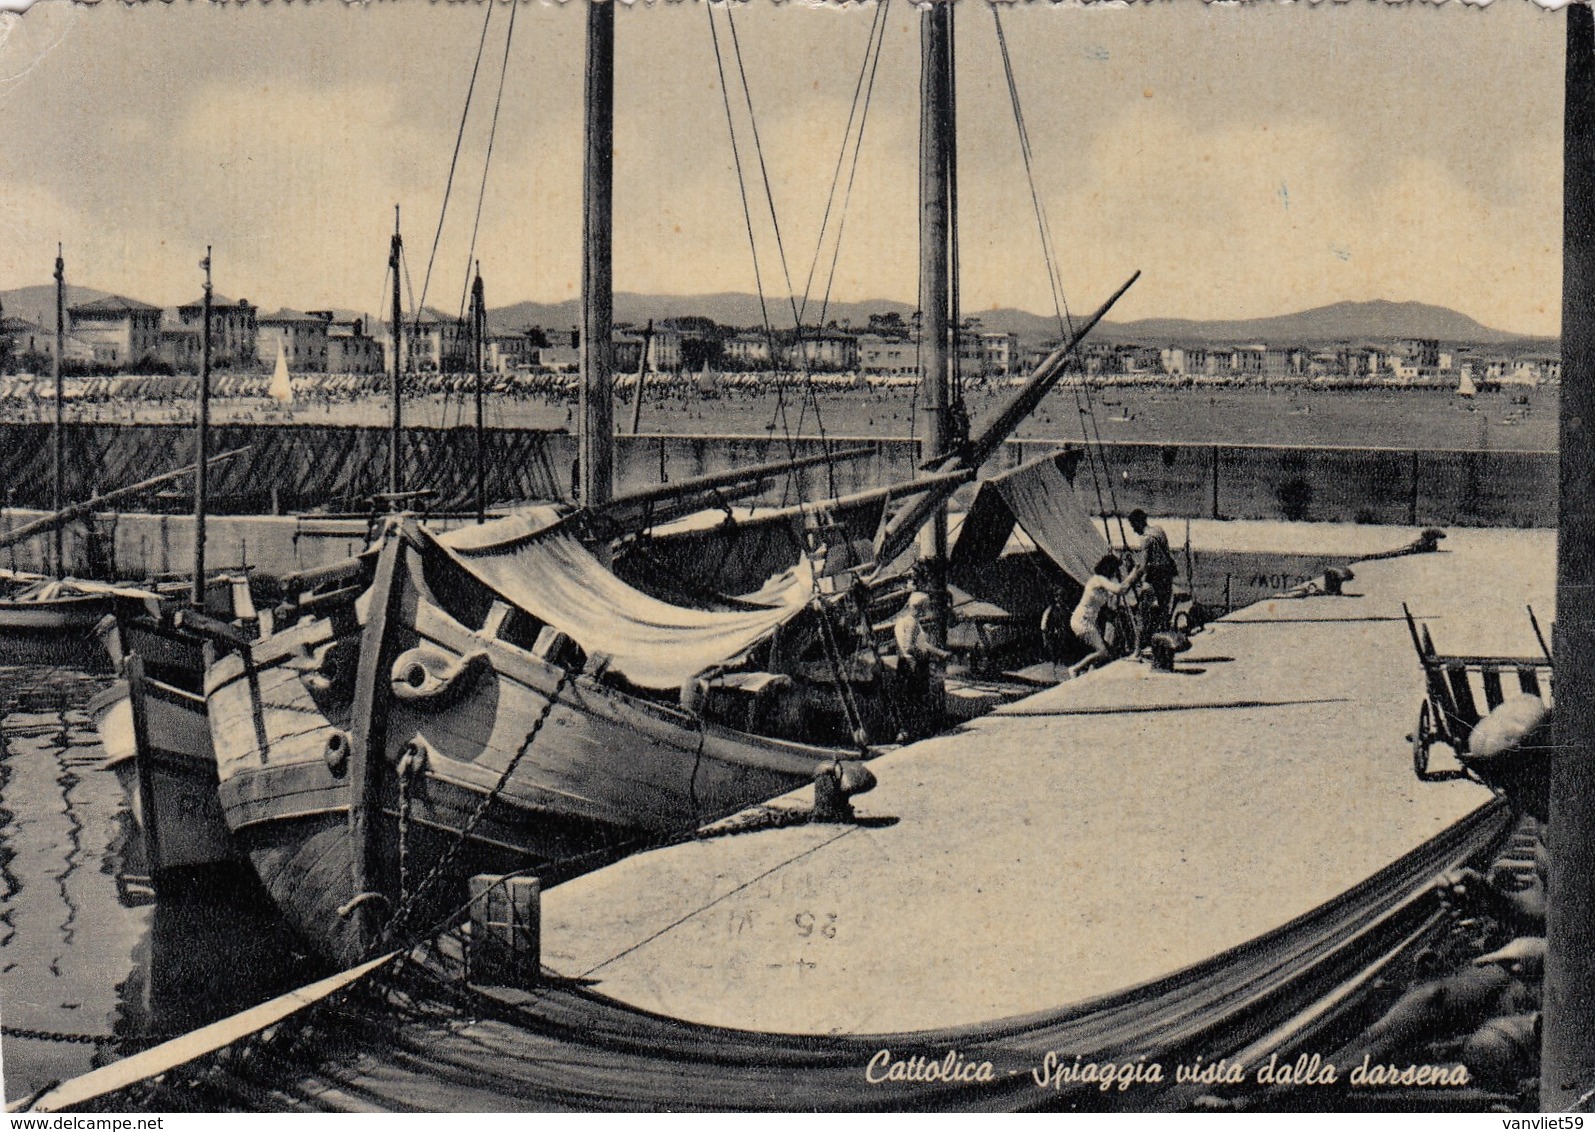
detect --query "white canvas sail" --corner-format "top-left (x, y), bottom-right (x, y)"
top-left (268, 342), bottom-right (295, 403)
top-left (1457, 369), bottom-right (1477, 398)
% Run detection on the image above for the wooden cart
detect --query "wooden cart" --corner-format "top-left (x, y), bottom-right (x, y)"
top-left (1402, 603), bottom-right (1554, 784)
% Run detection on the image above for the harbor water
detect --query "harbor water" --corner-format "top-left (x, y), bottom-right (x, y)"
top-left (0, 663), bottom-right (312, 1105)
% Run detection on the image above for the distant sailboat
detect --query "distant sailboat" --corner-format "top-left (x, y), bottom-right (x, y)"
top-left (268, 342), bottom-right (295, 404)
top-left (1457, 369), bottom-right (1477, 398)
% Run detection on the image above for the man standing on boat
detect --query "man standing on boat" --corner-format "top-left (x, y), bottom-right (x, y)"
top-left (894, 591), bottom-right (950, 740)
top-left (1127, 509), bottom-right (1178, 642)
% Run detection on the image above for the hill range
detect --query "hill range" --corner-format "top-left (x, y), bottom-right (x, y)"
top-left (2, 284), bottom-right (1542, 348)
top-left (486, 295), bottom-right (1537, 347)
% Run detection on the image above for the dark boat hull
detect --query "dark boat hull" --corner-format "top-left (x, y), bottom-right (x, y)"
top-left (0, 593), bottom-right (117, 670)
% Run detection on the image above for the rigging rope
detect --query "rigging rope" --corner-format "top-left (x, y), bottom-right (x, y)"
top-left (799, 0), bottom-right (888, 330)
top-left (456, 0), bottom-right (519, 326)
top-left (414, 0), bottom-right (494, 336)
top-left (814, 0), bottom-right (890, 333)
top-left (947, 1), bottom-right (965, 431)
top-left (705, 4), bottom-right (799, 473)
top-left (722, 6), bottom-right (839, 500)
top-left (990, 5), bottom-right (1126, 545)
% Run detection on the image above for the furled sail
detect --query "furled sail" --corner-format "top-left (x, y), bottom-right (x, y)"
top-left (435, 511), bottom-right (815, 689)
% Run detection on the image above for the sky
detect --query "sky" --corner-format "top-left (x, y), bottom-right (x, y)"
top-left (0, 0), bottom-right (1568, 335)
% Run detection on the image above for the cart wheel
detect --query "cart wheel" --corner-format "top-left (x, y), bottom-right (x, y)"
top-left (1411, 700), bottom-right (1434, 781)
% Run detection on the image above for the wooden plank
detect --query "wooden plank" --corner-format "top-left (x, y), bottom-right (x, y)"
top-left (1481, 664), bottom-right (1505, 710)
top-left (1443, 662), bottom-right (1481, 732)
top-left (345, 527), bottom-right (409, 950)
top-left (19, 953), bottom-right (397, 1114)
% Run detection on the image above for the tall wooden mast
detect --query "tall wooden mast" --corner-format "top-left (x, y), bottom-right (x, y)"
top-left (52, 245), bottom-right (64, 578)
top-left (917, 0), bottom-right (954, 644)
top-left (191, 248), bottom-right (213, 607)
top-left (472, 264), bottom-right (487, 524)
top-left (579, 0), bottom-right (615, 514)
top-left (1544, 1), bottom-right (1595, 1109)
top-left (389, 206), bottom-right (404, 499)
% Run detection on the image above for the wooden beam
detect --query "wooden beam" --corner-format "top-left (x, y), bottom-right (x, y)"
top-left (0, 446), bottom-right (251, 553)
top-left (1544, 0), bottom-right (1595, 1110)
top-left (344, 525), bottom-right (409, 952)
top-left (18, 952), bottom-right (399, 1113)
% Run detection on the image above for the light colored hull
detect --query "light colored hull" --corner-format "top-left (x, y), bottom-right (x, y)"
top-left (97, 676), bottom-right (235, 873)
top-left (207, 545), bottom-right (850, 965)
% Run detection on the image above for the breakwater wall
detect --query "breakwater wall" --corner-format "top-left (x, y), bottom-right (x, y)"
top-left (0, 423), bottom-right (1553, 578)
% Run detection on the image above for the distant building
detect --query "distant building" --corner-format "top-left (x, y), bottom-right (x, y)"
top-left (487, 329), bottom-right (543, 373)
top-left (787, 329), bottom-right (857, 372)
top-left (397, 307), bottom-right (472, 373)
top-left (1230, 345), bottom-right (1266, 378)
top-left (1261, 346), bottom-right (1301, 379)
top-left (723, 332), bottom-right (773, 370)
top-left (159, 319), bottom-right (201, 372)
top-left (957, 330), bottom-right (1017, 377)
top-left (858, 334), bottom-right (915, 376)
top-left (67, 295), bottom-right (163, 367)
top-left (538, 344), bottom-right (580, 372)
top-left (647, 327), bottom-right (684, 373)
top-left (1507, 354), bottom-right (1559, 386)
top-left (257, 308), bottom-right (330, 372)
top-left (0, 315), bottom-right (95, 369)
top-left (175, 294), bottom-right (258, 368)
top-left (327, 317), bottom-right (383, 375)
top-left (1400, 338), bottom-right (1441, 370)
top-left (612, 332), bottom-right (647, 375)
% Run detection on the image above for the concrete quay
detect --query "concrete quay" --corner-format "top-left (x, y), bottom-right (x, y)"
top-left (539, 525), bottom-right (1552, 1035)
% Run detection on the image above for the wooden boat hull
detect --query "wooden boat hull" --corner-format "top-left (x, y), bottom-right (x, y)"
top-left (95, 669), bottom-right (235, 875)
top-left (207, 529), bottom-right (857, 966)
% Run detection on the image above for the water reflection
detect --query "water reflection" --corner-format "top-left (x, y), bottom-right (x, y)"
top-left (0, 666), bottom-right (315, 1104)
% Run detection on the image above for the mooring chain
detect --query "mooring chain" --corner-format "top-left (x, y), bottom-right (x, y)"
top-left (1, 1024), bottom-right (191, 1046)
top-left (1, 1025), bottom-right (114, 1045)
top-left (374, 664), bottom-right (576, 954)
top-left (397, 759), bottom-right (414, 916)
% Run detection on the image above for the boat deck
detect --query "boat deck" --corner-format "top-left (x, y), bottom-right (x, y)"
top-left (539, 524), bottom-right (1553, 1035)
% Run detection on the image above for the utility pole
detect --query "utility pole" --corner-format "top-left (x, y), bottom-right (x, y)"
top-left (1543, 0), bottom-right (1595, 1110)
top-left (579, 0), bottom-right (615, 515)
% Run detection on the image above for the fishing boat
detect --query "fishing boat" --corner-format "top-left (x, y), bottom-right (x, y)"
top-left (200, 0), bottom-right (1138, 967)
top-left (94, 659), bottom-right (235, 876)
top-left (205, 509), bottom-right (878, 964)
top-left (94, 251), bottom-right (264, 883)
top-left (0, 250), bottom-right (144, 669)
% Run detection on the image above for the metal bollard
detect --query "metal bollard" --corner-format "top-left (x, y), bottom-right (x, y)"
top-left (1149, 631), bottom-right (1189, 674)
